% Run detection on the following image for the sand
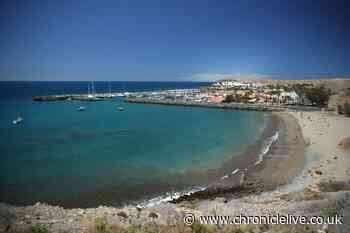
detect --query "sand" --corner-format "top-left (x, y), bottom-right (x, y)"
top-left (289, 111), bottom-right (350, 187)
top-left (195, 111), bottom-right (350, 233)
top-left (2, 111), bottom-right (350, 233)
top-left (244, 112), bottom-right (306, 190)
top-left (173, 112), bottom-right (307, 203)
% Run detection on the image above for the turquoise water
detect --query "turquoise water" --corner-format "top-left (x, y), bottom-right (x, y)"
top-left (0, 82), bottom-right (267, 207)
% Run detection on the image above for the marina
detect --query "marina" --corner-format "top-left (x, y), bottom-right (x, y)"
top-left (30, 79), bottom-right (331, 113)
top-left (32, 93), bottom-right (124, 101)
top-left (31, 85), bottom-right (322, 112)
top-left (1, 0), bottom-right (349, 231)
top-left (1, 81), bottom-right (265, 208)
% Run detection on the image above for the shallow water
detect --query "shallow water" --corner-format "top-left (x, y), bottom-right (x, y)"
top-left (257, 147), bottom-right (318, 201)
top-left (0, 82), bottom-right (267, 207)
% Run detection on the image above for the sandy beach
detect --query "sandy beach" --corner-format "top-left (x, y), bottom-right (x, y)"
top-left (195, 111), bottom-right (350, 232)
top-left (289, 111), bottom-right (350, 186)
top-left (1, 110), bottom-right (350, 233)
top-left (172, 112), bottom-right (307, 202)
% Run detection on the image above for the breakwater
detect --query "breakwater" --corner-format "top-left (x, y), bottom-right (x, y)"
top-left (32, 94), bottom-right (115, 102)
top-left (125, 98), bottom-right (322, 112)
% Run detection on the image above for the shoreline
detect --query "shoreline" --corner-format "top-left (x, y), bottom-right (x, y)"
top-left (195, 111), bottom-right (350, 233)
top-left (0, 111), bottom-right (274, 209)
top-left (0, 113), bottom-right (295, 209)
top-left (1, 110), bottom-right (350, 233)
top-left (171, 112), bottom-right (306, 203)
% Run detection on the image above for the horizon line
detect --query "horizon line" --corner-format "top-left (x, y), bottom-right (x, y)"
top-left (0, 77), bottom-right (349, 82)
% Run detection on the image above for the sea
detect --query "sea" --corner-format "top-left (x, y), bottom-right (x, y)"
top-left (0, 81), bottom-right (267, 207)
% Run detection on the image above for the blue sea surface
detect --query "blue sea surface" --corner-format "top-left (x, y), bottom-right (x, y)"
top-left (0, 82), bottom-right (266, 207)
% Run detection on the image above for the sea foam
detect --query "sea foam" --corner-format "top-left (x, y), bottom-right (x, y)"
top-left (255, 131), bottom-right (279, 165)
top-left (140, 186), bottom-right (207, 208)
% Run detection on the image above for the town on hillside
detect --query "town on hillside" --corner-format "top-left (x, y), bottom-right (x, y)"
top-left (127, 79), bottom-right (350, 116)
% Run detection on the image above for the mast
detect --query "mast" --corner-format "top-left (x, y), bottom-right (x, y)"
top-left (91, 81), bottom-right (95, 96)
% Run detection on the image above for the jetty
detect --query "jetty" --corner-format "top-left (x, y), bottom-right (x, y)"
top-left (32, 93), bottom-right (120, 102)
top-left (33, 81), bottom-right (124, 102)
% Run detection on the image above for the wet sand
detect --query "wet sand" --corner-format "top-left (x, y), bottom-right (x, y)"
top-left (244, 112), bottom-right (306, 190)
top-left (172, 112), bottom-right (306, 203)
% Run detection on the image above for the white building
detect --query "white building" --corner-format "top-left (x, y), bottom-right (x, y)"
top-left (213, 80), bottom-right (250, 89)
top-left (279, 91), bottom-right (299, 104)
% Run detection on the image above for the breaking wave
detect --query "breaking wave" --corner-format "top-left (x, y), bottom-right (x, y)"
top-left (255, 131), bottom-right (279, 165)
top-left (139, 186), bottom-right (206, 208)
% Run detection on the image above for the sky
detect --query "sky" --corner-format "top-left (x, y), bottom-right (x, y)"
top-left (0, 0), bottom-right (349, 81)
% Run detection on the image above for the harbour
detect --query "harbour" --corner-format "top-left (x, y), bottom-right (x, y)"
top-left (31, 82), bottom-right (323, 112)
top-left (1, 81), bottom-right (265, 207)
top-left (32, 93), bottom-right (122, 101)
top-left (1, 0), bottom-right (349, 231)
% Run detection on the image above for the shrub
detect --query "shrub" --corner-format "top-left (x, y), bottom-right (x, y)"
top-left (119, 224), bottom-right (139, 233)
top-left (117, 211), bottom-right (128, 219)
top-left (148, 212), bottom-right (158, 219)
top-left (92, 217), bottom-right (108, 233)
top-left (190, 221), bottom-right (211, 233)
top-left (337, 105), bottom-right (344, 114)
top-left (304, 85), bottom-right (331, 107)
top-left (344, 102), bottom-right (350, 117)
top-left (28, 224), bottom-right (49, 233)
top-left (222, 95), bottom-right (235, 103)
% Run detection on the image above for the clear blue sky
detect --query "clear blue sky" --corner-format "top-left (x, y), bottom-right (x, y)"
top-left (0, 0), bottom-right (349, 81)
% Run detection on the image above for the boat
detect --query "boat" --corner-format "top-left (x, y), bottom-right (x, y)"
top-left (12, 117), bottom-right (23, 125)
top-left (118, 107), bottom-right (125, 111)
top-left (77, 106), bottom-right (86, 111)
top-left (87, 81), bottom-right (96, 99)
top-left (107, 83), bottom-right (114, 98)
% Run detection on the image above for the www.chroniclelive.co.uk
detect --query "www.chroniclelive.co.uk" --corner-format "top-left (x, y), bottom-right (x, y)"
top-left (183, 213), bottom-right (343, 225)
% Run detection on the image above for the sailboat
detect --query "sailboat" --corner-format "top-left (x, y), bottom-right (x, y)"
top-left (88, 81), bottom-right (94, 98)
top-left (108, 83), bottom-right (114, 98)
top-left (116, 84), bottom-right (127, 97)
top-left (77, 106), bottom-right (86, 111)
top-left (86, 81), bottom-right (102, 101)
top-left (12, 116), bottom-right (23, 125)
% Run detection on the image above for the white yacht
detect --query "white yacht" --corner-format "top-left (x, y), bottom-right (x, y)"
top-left (12, 116), bottom-right (23, 125)
top-left (77, 106), bottom-right (86, 111)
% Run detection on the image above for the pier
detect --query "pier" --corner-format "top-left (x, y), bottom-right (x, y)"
top-left (32, 93), bottom-right (119, 102)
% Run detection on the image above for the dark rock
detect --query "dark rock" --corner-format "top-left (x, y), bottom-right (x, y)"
top-left (117, 211), bottom-right (128, 219)
top-left (148, 212), bottom-right (158, 219)
top-left (315, 170), bottom-right (323, 175)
